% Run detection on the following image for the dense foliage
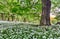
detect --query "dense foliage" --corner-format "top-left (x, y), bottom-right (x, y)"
top-left (0, 25), bottom-right (60, 39)
top-left (0, 0), bottom-right (42, 23)
top-left (0, 0), bottom-right (60, 24)
top-left (51, 0), bottom-right (60, 22)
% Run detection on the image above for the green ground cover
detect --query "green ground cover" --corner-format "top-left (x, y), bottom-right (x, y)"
top-left (0, 25), bottom-right (60, 39)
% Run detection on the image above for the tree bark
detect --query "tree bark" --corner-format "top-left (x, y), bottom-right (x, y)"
top-left (40, 0), bottom-right (51, 26)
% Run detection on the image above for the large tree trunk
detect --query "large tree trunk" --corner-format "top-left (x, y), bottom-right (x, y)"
top-left (40, 0), bottom-right (51, 26)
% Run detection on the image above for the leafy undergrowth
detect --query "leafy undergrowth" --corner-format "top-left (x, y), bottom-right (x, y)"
top-left (0, 25), bottom-right (60, 39)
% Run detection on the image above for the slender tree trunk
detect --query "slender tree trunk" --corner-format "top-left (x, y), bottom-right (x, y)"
top-left (3, 13), bottom-right (6, 21)
top-left (40, 0), bottom-right (51, 26)
top-left (11, 14), bottom-right (15, 21)
top-left (23, 18), bottom-right (26, 22)
top-left (17, 15), bottom-right (19, 21)
top-left (1, 13), bottom-right (4, 20)
top-left (8, 17), bottom-right (9, 21)
top-left (7, 13), bottom-right (10, 21)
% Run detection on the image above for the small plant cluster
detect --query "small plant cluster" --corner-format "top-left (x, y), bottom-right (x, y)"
top-left (0, 26), bottom-right (60, 39)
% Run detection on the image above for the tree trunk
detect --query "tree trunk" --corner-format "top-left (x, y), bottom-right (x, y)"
top-left (17, 15), bottom-right (19, 21)
top-left (8, 17), bottom-right (10, 21)
top-left (1, 13), bottom-right (4, 20)
top-left (23, 17), bottom-right (27, 22)
top-left (11, 14), bottom-right (15, 21)
top-left (7, 13), bottom-right (10, 21)
top-left (40, 0), bottom-right (51, 26)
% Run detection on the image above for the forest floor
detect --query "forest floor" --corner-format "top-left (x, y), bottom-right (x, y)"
top-left (0, 21), bottom-right (60, 39)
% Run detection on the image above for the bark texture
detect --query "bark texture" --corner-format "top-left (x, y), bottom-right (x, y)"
top-left (40, 0), bottom-right (51, 26)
